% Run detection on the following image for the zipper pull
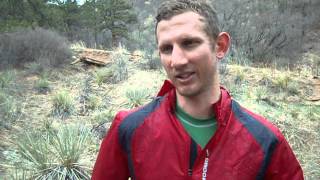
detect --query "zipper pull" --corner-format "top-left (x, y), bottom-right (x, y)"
top-left (188, 168), bottom-right (192, 176)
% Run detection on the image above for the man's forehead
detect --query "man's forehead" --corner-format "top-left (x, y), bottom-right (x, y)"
top-left (157, 11), bottom-right (204, 27)
top-left (156, 12), bottom-right (205, 36)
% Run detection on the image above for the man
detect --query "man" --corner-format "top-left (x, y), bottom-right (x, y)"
top-left (92, 0), bottom-right (304, 179)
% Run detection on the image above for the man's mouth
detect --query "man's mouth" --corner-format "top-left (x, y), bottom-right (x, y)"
top-left (175, 72), bottom-right (195, 83)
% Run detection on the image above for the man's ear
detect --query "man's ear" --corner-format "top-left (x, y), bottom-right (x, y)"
top-left (215, 32), bottom-right (230, 60)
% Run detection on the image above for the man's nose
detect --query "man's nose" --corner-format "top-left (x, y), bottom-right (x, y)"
top-left (170, 45), bottom-right (188, 68)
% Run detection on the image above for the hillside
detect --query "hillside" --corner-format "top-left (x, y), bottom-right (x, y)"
top-left (0, 47), bottom-right (319, 179)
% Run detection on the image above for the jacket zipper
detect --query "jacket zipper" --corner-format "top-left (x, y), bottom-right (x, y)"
top-left (188, 138), bottom-right (198, 176)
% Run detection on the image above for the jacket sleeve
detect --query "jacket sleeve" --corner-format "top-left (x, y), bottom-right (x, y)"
top-left (264, 136), bottom-right (304, 180)
top-left (92, 112), bottom-right (130, 180)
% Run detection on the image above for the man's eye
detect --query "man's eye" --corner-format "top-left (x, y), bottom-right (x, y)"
top-left (160, 45), bottom-right (173, 54)
top-left (182, 40), bottom-right (199, 48)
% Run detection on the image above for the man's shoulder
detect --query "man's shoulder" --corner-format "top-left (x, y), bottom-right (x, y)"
top-left (231, 100), bottom-right (284, 141)
top-left (113, 96), bottom-right (165, 153)
top-left (112, 96), bottom-right (166, 132)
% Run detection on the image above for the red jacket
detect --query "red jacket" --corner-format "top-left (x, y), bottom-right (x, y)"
top-left (92, 80), bottom-right (303, 180)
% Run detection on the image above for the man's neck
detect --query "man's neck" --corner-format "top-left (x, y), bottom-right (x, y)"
top-left (176, 86), bottom-right (221, 120)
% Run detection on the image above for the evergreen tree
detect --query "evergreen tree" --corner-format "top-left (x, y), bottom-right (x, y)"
top-left (96, 0), bottom-right (137, 46)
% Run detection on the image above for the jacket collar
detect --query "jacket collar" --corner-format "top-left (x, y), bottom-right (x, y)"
top-left (157, 80), bottom-right (232, 126)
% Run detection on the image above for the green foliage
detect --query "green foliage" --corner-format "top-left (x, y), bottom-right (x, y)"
top-left (96, 0), bottom-right (137, 46)
top-left (125, 88), bottom-right (149, 108)
top-left (145, 50), bottom-right (162, 70)
top-left (0, 70), bottom-right (16, 88)
top-left (51, 90), bottom-right (74, 118)
top-left (287, 81), bottom-right (300, 95)
top-left (87, 95), bottom-right (102, 111)
top-left (25, 62), bottom-right (44, 75)
top-left (0, 28), bottom-right (72, 69)
top-left (91, 109), bottom-right (115, 125)
top-left (130, 15), bottom-right (156, 50)
top-left (35, 77), bottom-right (50, 94)
top-left (254, 86), bottom-right (268, 102)
top-left (233, 66), bottom-right (245, 84)
top-left (273, 73), bottom-right (291, 90)
top-left (0, 90), bottom-right (21, 129)
top-left (4, 124), bottom-right (93, 179)
top-left (94, 67), bottom-right (112, 86)
top-left (110, 48), bottom-right (129, 83)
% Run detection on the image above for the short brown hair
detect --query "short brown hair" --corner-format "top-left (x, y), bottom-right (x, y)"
top-left (156, 0), bottom-right (220, 42)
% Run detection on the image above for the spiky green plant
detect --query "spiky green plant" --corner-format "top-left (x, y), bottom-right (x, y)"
top-left (4, 125), bottom-right (93, 179)
top-left (51, 90), bottom-right (74, 118)
top-left (273, 73), bottom-right (290, 90)
top-left (125, 88), bottom-right (149, 108)
top-left (94, 67), bottom-right (112, 86)
top-left (87, 95), bottom-right (102, 111)
top-left (91, 109), bottom-right (115, 125)
top-left (35, 77), bottom-right (50, 93)
top-left (254, 86), bottom-right (269, 102)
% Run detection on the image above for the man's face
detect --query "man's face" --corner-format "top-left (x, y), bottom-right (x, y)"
top-left (156, 12), bottom-right (219, 97)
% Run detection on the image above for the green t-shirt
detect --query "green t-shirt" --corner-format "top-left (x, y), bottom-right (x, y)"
top-left (175, 103), bottom-right (217, 148)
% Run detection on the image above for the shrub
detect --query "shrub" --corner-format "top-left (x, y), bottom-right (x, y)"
top-left (91, 109), bottom-right (115, 139)
top-left (254, 86), bottom-right (269, 102)
top-left (233, 66), bottom-right (245, 84)
top-left (35, 77), bottom-right (50, 94)
top-left (125, 88), bottom-right (149, 108)
top-left (0, 70), bottom-right (16, 89)
top-left (4, 125), bottom-right (93, 179)
top-left (87, 95), bottom-right (102, 111)
top-left (24, 62), bottom-right (44, 75)
top-left (110, 47), bottom-right (129, 83)
top-left (0, 27), bottom-right (72, 69)
top-left (51, 90), bottom-right (74, 118)
top-left (287, 81), bottom-right (300, 95)
top-left (273, 73), bottom-right (290, 90)
top-left (145, 50), bottom-right (162, 70)
top-left (94, 67), bottom-right (112, 86)
top-left (0, 90), bottom-right (21, 129)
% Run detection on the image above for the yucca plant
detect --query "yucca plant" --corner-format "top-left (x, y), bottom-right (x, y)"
top-left (5, 125), bottom-right (93, 179)
top-left (94, 67), bottom-right (112, 86)
top-left (254, 86), bottom-right (269, 102)
top-left (125, 88), bottom-right (149, 108)
top-left (7, 169), bottom-right (31, 180)
top-left (91, 109), bottom-right (115, 125)
top-left (16, 132), bottom-right (53, 171)
top-left (273, 73), bottom-right (290, 90)
top-left (52, 90), bottom-right (74, 118)
top-left (35, 77), bottom-right (50, 94)
top-left (45, 125), bottom-right (91, 180)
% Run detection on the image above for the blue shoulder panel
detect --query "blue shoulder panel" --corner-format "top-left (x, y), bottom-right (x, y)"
top-left (231, 100), bottom-right (279, 180)
top-left (118, 96), bottom-right (164, 179)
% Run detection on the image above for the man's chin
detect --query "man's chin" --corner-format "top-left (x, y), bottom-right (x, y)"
top-left (176, 88), bottom-right (199, 98)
